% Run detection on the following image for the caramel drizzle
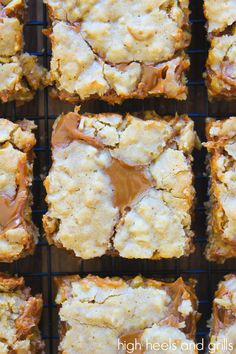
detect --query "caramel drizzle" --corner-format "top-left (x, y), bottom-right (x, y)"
top-left (117, 61), bottom-right (186, 97)
top-left (52, 113), bottom-right (152, 211)
top-left (140, 65), bottom-right (168, 94)
top-left (105, 158), bottom-right (152, 212)
top-left (0, 159), bottom-right (28, 233)
top-left (52, 112), bottom-right (104, 149)
top-left (165, 278), bottom-right (198, 339)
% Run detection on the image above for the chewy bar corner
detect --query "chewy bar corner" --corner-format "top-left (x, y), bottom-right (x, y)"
top-left (0, 118), bottom-right (39, 262)
top-left (204, 0), bottom-right (236, 100)
top-left (0, 0), bottom-right (49, 104)
top-left (44, 0), bottom-right (191, 104)
top-left (55, 274), bottom-right (199, 353)
top-left (43, 111), bottom-right (197, 260)
top-left (205, 117), bottom-right (236, 263)
top-left (0, 272), bottom-right (44, 353)
top-left (210, 274), bottom-right (236, 352)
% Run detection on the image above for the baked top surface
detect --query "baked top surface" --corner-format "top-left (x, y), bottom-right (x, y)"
top-left (0, 0), bottom-right (25, 56)
top-left (0, 17), bottom-right (22, 56)
top-left (46, 0), bottom-right (191, 102)
top-left (206, 28), bottom-right (236, 99)
top-left (44, 111), bottom-right (197, 260)
top-left (0, 272), bottom-right (44, 353)
top-left (210, 274), bottom-right (236, 350)
top-left (204, 1), bottom-right (236, 99)
top-left (47, 0), bottom-right (190, 63)
top-left (0, 1), bottom-right (49, 104)
top-left (204, 0), bottom-right (236, 34)
top-left (55, 275), bottom-right (198, 353)
top-left (0, 118), bottom-right (38, 262)
top-left (205, 118), bottom-right (236, 263)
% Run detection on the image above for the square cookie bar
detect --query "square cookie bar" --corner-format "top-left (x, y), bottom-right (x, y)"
top-left (0, 0), bottom-right (49, 104)
top-left (0, 273), bottom-right (44, 353)
top-left (210, 274), bottom-right (236, 351)
top-left (44, 0), bottom-right (191, 104)
top-left (0, 0), bottom-right (24, 57)
top-left (0, 118), bottom-right (39, 262)
top-left (205, 118), bottom-right (236, 263)
top-left (43, 111), bottom-right (198, 260)
top-left (55, 275), bottom-right (199, 354)
top-left (204, 0), bottom-right (236, 100)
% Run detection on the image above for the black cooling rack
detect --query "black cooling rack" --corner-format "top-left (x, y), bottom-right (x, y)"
top-left (1, 0), bottom-right (236, 353)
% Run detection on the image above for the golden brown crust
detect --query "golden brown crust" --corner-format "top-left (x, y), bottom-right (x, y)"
top-left (0, 272), bottom-right (44, 353)
top-left (0, 272), bottom-right (25, 291)
top-left (205, 118), bottom-right (236, 263)
top-left (55, 275), bottom-right (199, 352)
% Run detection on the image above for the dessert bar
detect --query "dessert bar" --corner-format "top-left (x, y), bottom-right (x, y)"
top-left (205, 117), bottom-right (236, 263)
top-left (55, 275), bottom-right (199, 353)
top-left (0, 273), bottom-right (44, 353)
top-left (45, 0), bottom-right (191, 104)
top-left (204, 0), bottom-right (236, 100)
top-left (43, 111), bottom-right (197, 260)
top-left (0, 118), bottom-right (38, 262)
top-left (0, 0), bottom-right (49, 104)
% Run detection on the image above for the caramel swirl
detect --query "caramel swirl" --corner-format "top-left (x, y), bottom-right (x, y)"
top-left (105, 158), bottom-right (152, 212)
top-left (0, 159), bottom-right (28, 233)
top-left (52, 112), bottom-right (104, 149)
top-left (166, 278), bottom-right (198, 339)
top-left (52, 112), bottom-right (153, 212)
top-left (140, 64), bottom-right (168, 94)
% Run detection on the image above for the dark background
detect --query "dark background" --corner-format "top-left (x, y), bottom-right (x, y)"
top-left (0, 0), bottom-right (236, 352)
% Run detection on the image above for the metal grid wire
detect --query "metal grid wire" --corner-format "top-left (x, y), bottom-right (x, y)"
top-left (1, 0), bottom-right (236, 352)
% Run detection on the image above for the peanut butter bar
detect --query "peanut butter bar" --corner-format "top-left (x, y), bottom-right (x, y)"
top-left (55, 275), bottom-right (199, 354)
top-left (0, 118), bottom-right (38, 262)
top-left (205, 118), bottom-right (236, 263)
top-left (0, 0), bottom-right (49, 104)
top-left (0, 273), bottom-right (44, 353)
top-left (43, 111), bottom-right (197, 260)
top-left (210, 274), bottom-right (236, 351)
top-left (44, 0), bottom-right (191, 104)
top-left (204, 0), bottom-right (236, 100)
